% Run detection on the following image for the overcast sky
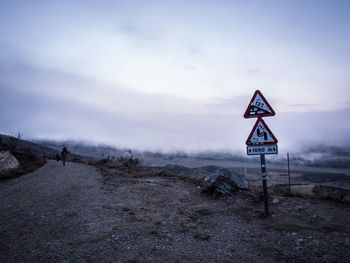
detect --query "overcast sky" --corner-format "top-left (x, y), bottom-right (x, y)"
top-left (1, 0), bottom-right (350, 153)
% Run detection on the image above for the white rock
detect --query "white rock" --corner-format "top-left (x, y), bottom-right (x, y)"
top-left (272, 197), bottom-right (280, 203)
top-left (0, 151), bottom-right (19, 172)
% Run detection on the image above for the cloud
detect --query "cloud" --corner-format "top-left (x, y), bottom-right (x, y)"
top-left (270, 108), bottom-right (350, 150)
top-left (187, 47), bottom-right (201, 55)
top-left (0, 57), bottom-right (250, 151)
top-left (0, 81), bottom-right (247, 152)
top-left (118, 23), bottom-right (163, 40)
top-left (1, 57), bottom-right (350, 153)
top-left (205, 96), bottom-right (251, 114)
top-left (179, 65), bottom-right (197, 70)
top-left (0, 58), bottom-right (205, 114)
top-left (116, 22), bottom-right (164, 48)
top-left (288, 104), bottom-right (315, 107)
top-left (243, 69), bottom-right (262, 74)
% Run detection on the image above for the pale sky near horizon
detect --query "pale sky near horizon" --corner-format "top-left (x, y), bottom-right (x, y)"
top-left (1, 0), bottom-right (350, 153)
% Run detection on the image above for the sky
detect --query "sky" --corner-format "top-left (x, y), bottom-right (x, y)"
top-left (1, 0), bottom-right (350, 154)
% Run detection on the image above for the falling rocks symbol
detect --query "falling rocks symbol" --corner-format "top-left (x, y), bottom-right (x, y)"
top-left (244, 90), bottom-right (275, 118)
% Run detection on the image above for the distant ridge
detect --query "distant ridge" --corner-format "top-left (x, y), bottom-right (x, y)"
top-left (0, 134), bottom-right (59, 158)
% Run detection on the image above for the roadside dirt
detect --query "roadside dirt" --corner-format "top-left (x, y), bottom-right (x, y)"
top-left (0, 160), bottom-right (349, 262)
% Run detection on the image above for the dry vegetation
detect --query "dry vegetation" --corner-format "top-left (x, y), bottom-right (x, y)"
top-left (95, 158), bottom-right (207, 186)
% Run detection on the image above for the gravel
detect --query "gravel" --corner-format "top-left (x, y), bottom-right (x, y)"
top-left (0, 160), bottom-right (349, 262)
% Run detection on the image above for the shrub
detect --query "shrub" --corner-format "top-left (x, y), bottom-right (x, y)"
top-left (117, 149), bottom-right (140, 168)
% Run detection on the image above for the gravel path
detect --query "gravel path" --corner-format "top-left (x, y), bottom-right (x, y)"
top-left (0, 160), bottom-right (113, 262)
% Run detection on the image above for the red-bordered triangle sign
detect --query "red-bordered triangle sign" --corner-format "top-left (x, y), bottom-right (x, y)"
top-left (244, 90), bottom-right (275, 118)
top-left (246, 118), bottom-right (278, 145)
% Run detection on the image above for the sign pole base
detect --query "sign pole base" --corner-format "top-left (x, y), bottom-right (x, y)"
top-left (260, 154), bottom-right (269, 215)
top-left (287, 152), bottom-right (291, 196)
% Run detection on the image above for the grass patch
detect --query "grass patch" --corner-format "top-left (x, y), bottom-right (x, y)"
top-left (95, 158), bottom-right (207, 187)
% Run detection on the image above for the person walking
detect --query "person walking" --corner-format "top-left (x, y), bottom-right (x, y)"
top-left (61, 146), bottom-right (68, 166)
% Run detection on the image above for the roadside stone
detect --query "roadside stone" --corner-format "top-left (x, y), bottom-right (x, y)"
top-left (201, 168), bottom-right (249, 196)
top-left (193, 233), bottom-right (211, 240)
top-left (272, 197), bottom-right (280, 204)
top-left (295, 206), bottom-right (304, 212)
top-left (0, 150), bottom-right (19, 172)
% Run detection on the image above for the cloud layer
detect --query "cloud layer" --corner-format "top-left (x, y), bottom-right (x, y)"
top-left (1, 60), bottom-right (350, 154)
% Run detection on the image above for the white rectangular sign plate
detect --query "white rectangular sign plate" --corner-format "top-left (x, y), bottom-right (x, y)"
top-left (247, 145), bottom-right (278, 155)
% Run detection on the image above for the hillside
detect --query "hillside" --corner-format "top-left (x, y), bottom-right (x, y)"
top-left (0, 134), bottom-right (59, 158)
top-left (0, 134), bottom-right (58, 180)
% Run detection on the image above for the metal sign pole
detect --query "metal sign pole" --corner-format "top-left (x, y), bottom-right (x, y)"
top-left (287, 152), bottom-right (291, 195)
top-left (260, 154), bottom-right (269, 215)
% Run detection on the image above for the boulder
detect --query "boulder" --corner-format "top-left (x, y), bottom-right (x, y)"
top-left (202, 168), bottom-right (249, 195)
top-left (0, 151), bottom-right (19, 172)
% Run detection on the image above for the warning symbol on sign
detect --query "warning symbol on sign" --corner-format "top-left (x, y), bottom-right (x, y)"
top-left (246, 118), bottom-right (278, 145)
top-left (244, 90), bottom-right (275, 118)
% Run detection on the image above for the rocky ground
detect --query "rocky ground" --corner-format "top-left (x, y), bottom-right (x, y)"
top-left (0, 160), bottom-right (349, 263)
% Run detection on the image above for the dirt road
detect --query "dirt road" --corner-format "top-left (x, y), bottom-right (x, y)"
top-left (0, 160), bottom-right (349, 262)
top-left (0, 160), bottom-right (114, 262)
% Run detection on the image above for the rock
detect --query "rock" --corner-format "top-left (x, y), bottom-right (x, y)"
top-left (193, 233), bottom-right (211, 240)
top-left (272, 197), bottom-right (280, 204)
top-left (295, 206), bottom-right (304, 212)
top-left (201, 168), bottom-right (249, 195)
top-left (0, 151), bottom-right (19, 172)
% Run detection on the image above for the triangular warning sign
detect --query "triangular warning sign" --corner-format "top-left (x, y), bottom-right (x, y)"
top-left (244, 90), bottom-right (275, 118)
top-left (246, 118), bottom-right (278, 145)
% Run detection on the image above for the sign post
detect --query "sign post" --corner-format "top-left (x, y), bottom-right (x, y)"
top-left (260, 154), bottom-right (269, 215)
top-left (287, 153), bottom-right (291, 195)
top-left (244, 90), bottom-right (278, 216)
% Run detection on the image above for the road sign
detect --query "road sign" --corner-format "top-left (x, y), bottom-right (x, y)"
top-left (247, 145), bottom-right (278, 155)
top-left (244, 90), bottom-right (275, 118)
top-left (243, 90), bottom-right (278, 215)
top-left (246, 118), bottom-right (278, 145)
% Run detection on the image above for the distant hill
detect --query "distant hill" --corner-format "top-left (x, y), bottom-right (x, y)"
top-left (33, 139), bottom-right (124, 158)
top-left (3, 134), bottom-right (350, 168)
top-left (0, 134), bottom-right (59, 158)
top-left (0, 134), bottom-right (53, 180)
